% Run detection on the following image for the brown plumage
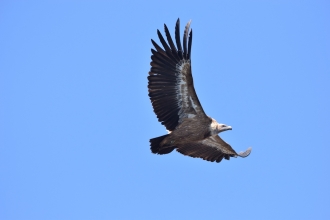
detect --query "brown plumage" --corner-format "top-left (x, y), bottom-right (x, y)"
top-left (148, 18), bottom-right (252, 163)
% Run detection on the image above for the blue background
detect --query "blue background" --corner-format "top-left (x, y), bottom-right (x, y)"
top-left (1, 1), bottom-right (329, 219)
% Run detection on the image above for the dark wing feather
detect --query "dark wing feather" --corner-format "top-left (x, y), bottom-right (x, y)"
top-left (148, 18), bottom-right (207, 131)
top-left (176, 135), bottom-right (252, 163)
top-left (187, 29), bottom-right (192, 59)
top-left (175, 19), bottom-right (183, 59)
top-left (164, 24), bottom-right (180, 61)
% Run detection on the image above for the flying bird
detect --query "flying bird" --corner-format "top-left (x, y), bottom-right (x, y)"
top-left (148, 18), bottom-right (252, 163)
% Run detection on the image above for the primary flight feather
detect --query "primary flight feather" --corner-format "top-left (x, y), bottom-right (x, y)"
top-left (148, 18), bottom-right (251, 163)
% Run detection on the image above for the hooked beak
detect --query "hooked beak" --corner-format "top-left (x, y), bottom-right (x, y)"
top-left (224, 126), bottom-right (232, 131)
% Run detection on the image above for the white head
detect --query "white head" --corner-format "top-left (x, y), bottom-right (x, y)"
top-left (210, 118), bottom-right (232, 135)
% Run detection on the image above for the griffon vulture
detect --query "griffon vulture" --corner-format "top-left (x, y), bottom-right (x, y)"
top-left (148, 18), bottom-right (252, 163)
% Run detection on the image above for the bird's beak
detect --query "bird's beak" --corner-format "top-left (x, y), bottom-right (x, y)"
top-left (221, 125), bottom-right (232, 132)
top-left (218, 124), bottom-right (232, 132)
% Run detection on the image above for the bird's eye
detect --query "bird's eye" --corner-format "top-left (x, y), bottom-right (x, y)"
top-left (222, 125), bottom-right (226, 127)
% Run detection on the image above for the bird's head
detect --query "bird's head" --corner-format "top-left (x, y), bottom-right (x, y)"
top-left (217, 123), bottom-right (232, 133)
top-left (210, 118), bottom-right (232, 134)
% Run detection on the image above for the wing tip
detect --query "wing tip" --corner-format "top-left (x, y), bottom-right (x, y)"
top-left (176, 18), bottom-right (180, 25)
top-left (186, 19), bottom-right (192, 27)
top-left (237, 147), bottom-right (252, 158)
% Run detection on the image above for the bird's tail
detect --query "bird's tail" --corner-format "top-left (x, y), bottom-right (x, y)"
top-left (150, 134), bottom-right (175, 154)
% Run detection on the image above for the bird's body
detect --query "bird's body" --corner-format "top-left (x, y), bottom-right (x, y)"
top-left (148, 19), bottom-right (251, 163)
top-left (161, 116), bottom-right (211, 145)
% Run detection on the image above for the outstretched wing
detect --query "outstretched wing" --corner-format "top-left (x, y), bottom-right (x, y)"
top-left (148, 19), bottom-right (207, 131)
top-left (176, 135), bottom-right (252, 163)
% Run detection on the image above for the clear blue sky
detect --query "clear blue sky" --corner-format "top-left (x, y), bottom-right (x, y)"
top-left (1, 1), bottom-right (329, 219)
